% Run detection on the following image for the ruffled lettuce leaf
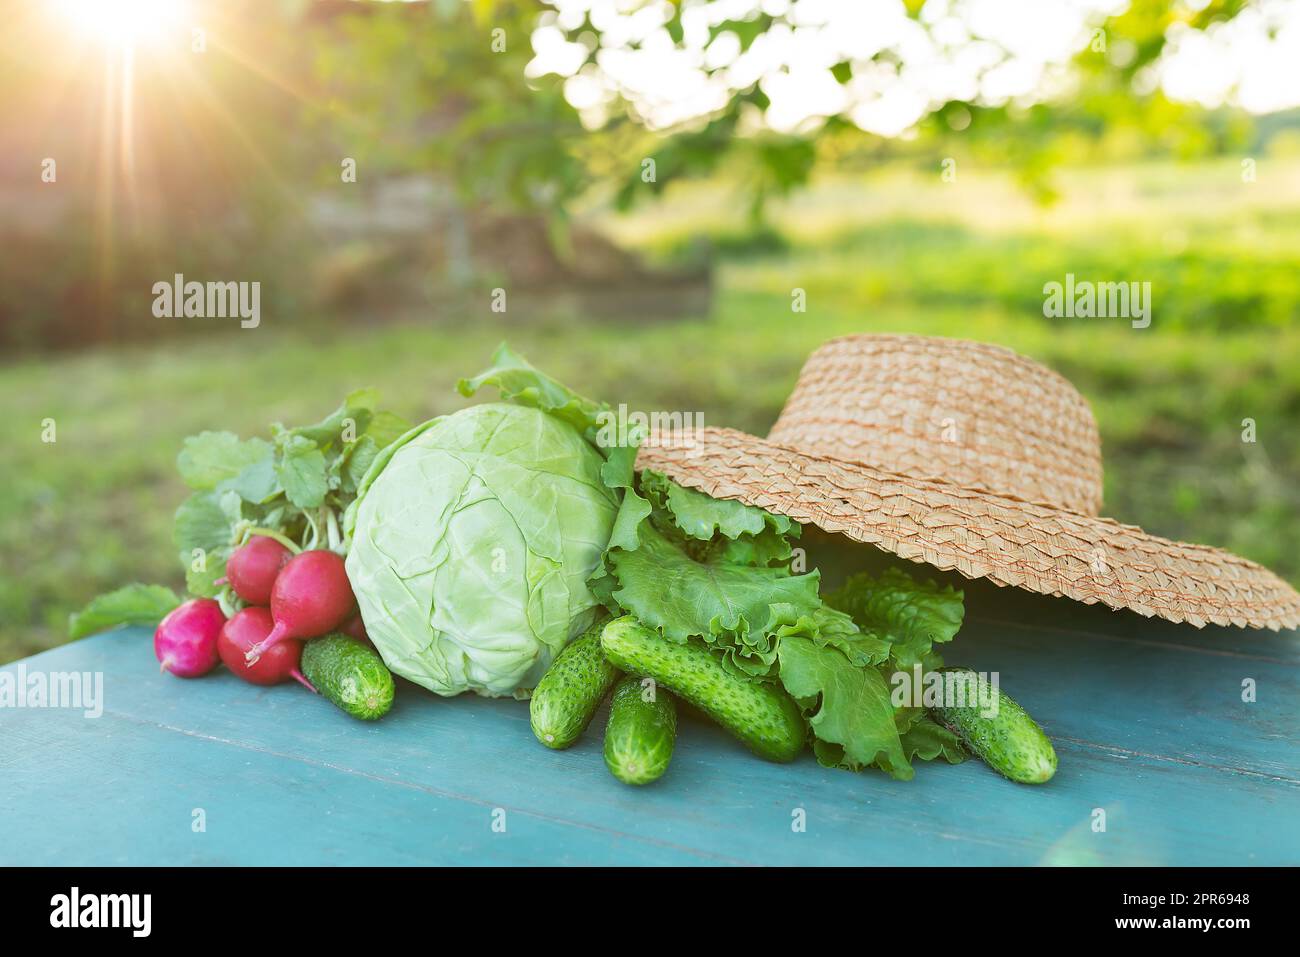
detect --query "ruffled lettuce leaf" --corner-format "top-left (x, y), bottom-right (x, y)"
top-left (824, 567), bottom-right (964, 669)
top-left (639, 470), bottom-right (796, 543)
top-left (606, 518), bottom-right (822, 673)
top-left (594, 426), bottom-right (650, 558)
top-left (777, 636), bottom-right (912, 779)
top-left (768, 603), bottom-right (892, 670)
top-left (899, 715), bottom-right (967, 765)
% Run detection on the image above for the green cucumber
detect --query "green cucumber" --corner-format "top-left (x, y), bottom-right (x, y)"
top-left (301, 635), bottom-right (395, 721)
top-left (930, 668), bottom-right (1056, 784)
top-left (600, 616), bottom-right (805, 763)
top-left (530, 617), bottom-right (620, 749)
top-left (604, 675), bottom-right (677, 786)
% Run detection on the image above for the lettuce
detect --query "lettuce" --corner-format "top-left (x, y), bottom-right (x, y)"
top-left (824, 568), bottom-right (964, 670)
top-left (607, 520), bottom-right (822, 670)
top-left (777, 635), bottom-right (910, 777)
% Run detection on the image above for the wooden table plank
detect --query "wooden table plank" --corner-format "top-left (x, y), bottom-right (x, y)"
top-left (953, 617), bottom-right (1300, 782)
top-left (3, 610), bottom-right (1297, 866)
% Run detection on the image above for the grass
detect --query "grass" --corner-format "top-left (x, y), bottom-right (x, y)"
top-left (3, 158), bottom-right (1298, 662)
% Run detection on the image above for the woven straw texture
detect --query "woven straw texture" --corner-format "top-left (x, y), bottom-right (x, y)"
top-left (638, 335), bottom-right (1300, 631)
top-left (768, 335), bottom-right (1105, 515)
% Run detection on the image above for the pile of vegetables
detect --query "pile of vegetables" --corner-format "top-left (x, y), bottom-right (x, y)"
top-left (464, 350), bottom-right (1055, 786)
top-left (72, 346), bottom-right (1057, 786)
top-left (525, 476), bottom-right (1056, 786)
top-left (72, 394), bottom-right (403, 721)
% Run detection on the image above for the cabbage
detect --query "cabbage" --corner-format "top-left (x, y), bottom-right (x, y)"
top-left (344, 347), bottom-right (635, 697)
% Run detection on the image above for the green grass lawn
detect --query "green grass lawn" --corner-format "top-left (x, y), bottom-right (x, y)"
top-left (3, 158), bottom-right (1298, 662)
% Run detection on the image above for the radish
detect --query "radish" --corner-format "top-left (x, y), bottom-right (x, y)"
top-left (154, 598), bottom-right (225, 678)
top-left (342, 613), bottom-right (372, 647)
top-left (225, 536), bottom-right (293, 606)
top-left (218, 607), bottom-right (314, 690)
top-left (245, 549), bottom-right (355, 663)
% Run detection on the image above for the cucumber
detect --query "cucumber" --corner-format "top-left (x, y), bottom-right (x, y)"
top-left (604, 676), bottom-right (677, 786)
top-left (301, 635), bottom-right (395, 721)
top-left (930, 668), bottom-right (1056, 784)
top-left (600, 616), bottom-right (805, 763)
top-left (530, 617), bottom-right (620, 749)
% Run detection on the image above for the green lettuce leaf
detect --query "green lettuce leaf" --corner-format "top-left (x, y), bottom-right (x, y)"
top-left (824, 566), bottom-right (964, 668)
top-left (68, 584), bottom-right (181, 640)
top-left (588, 438), bottom-right (651, 607)
top-left (606, 517), bottom-right (822, 668)
top-left (638, 469), bottom-right (796, 567)
top-left (899, 715), bottom-right (967, 765)
top-left (642, 470), bottom-right (764, 541)
top-left (769, 604), bottom-right (893, 669)
top-left (706, 528), bottom-right (796, 569)
top-left (777, 635), bottom-right (912, 779)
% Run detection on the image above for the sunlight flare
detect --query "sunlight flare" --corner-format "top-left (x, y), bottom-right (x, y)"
top-left (51, 0), bottom-right (189, 52)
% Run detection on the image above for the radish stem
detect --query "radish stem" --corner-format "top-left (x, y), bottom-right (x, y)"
top-left (325, 508), bottom-right (342, 552)
top-left (242, 527), bottom-right (302, 554)
top-left (245, 620), bottom-right (288, 664)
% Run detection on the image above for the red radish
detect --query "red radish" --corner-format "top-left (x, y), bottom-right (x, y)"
top-left (154, 598), bottom-right (225, 678)
top-left (218, 607), bottom-right (314, 691)
top-left (342, 613), bottom-right (372, 647)
top-left (245, 549), bottom-right (355, 663)
top-left (224, 536), bottom-right (293, 605)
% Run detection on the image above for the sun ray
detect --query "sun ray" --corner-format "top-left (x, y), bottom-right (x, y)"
top-left (51, 0), bottom-right (190, 53)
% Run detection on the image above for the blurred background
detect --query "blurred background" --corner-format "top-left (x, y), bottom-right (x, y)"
top-left (2, 0), bottom-right (1298, 662)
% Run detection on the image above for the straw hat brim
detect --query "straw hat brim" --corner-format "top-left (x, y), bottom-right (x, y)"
top-left (636, 427), bottom-right (1300, 631)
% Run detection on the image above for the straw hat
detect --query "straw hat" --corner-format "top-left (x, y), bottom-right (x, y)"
top-left (636, 334), bottom-right (1300, 631)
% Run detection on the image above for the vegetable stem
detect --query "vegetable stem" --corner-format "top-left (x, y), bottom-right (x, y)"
top-left (325, 508), bottom-right (342, 553)
top-left (242, 527), bottom-right (302, 554)
top-left (302, 511), bottom-right (321, 551)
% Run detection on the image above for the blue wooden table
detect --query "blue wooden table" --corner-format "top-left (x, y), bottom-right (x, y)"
top-left (3, 582), bottom-right (1297, 866)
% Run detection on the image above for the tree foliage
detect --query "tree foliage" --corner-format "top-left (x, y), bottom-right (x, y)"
top-left (318, 0), bottom-right (1268, 219)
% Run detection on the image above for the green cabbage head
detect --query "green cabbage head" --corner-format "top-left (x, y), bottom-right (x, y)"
top-left (345, 348), bottom-right (635, 697)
